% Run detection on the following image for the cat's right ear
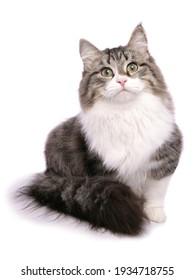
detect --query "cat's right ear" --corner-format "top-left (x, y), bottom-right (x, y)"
top-left (79, 39), bottom-right (101, 71)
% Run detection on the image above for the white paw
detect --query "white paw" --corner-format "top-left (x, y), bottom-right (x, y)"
top-left (144, 207), bottom-right (167, 223)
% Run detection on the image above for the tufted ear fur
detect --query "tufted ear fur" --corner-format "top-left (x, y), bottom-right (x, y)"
top-left (127, 24), bottom-right (148, 52)
top-left (79, 39), bottom-right (101, 70)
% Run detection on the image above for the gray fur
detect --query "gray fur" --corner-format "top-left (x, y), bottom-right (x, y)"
top-left (45, 116), bottom-right (113, 177)
top-left (79, 24), bottom-right (173, 111)
top-left (150, 125), bottom-right (183, 180)
top-left (18, 24), bottom-right (183, 235)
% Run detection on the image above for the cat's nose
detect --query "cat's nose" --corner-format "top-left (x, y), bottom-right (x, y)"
top-left (117, 77), bottom-right (127, 87)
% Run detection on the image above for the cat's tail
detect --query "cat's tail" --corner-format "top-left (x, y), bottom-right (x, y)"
top-left (17, 172), bottom-right (148, 236)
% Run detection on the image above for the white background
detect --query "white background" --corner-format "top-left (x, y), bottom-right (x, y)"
top-left (1, 0), bottom-right (194, 279)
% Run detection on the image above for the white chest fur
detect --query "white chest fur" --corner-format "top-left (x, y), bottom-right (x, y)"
top-left (80, 92), bottom-right (174, 186)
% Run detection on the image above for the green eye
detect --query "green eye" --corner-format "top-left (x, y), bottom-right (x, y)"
top-left (127, 63), bottom-right (138, 75)
top-left (101, 67), bottom-right (113, 78)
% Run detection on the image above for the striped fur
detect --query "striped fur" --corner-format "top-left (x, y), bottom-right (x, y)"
top-left (18, 25), bottom-right (182, 235)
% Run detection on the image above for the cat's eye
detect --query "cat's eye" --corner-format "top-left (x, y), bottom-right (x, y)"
top-left (101, 67), bottom-right (113, 78)
top-left (127, 63), bottom-right (139, 75)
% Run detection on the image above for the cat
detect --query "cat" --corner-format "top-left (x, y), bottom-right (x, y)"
top-left (18, 24), bottom-right (182, 236)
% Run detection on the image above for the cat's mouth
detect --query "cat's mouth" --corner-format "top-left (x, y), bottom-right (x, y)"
top-left (108, 88), bottom-right (139, 103)
top-left (118, 88), bottom-right (131, 94)
top-left (104, 83), bottom-right (144, 103)
top-left (118, 87), bottom-right (140, 96)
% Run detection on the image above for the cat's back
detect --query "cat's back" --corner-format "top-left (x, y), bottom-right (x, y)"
top-left (45, 116), bottom-right (87, 176)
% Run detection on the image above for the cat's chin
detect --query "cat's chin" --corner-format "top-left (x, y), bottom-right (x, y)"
top-left (109, 90), bottom-right (138, 103)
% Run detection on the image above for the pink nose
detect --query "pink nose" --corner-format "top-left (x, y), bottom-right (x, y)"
top-left (117, 78), bottom-right (127, 87)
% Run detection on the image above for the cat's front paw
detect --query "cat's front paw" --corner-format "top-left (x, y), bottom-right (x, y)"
top-left (144, 207), bottom-right (167, 223)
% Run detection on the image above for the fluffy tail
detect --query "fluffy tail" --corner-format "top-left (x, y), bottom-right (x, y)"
top-left (18, 172), bottom-right (148, 235)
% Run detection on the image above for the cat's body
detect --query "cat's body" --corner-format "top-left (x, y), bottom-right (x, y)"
top-left (19, 25), bottom-right (182, 235)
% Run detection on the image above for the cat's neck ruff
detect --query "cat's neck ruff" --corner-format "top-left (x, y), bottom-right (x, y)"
top-left (79, 91), bottom-right (175, 181)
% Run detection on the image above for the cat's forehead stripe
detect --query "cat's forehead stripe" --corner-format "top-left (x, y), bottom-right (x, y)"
top-left (104, 47), bottom-right (129, 64)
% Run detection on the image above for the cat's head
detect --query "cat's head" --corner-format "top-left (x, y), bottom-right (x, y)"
top-left (79, 24), bottom-right (169, 110)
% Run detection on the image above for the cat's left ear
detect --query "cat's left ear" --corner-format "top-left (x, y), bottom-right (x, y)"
top-left (127, 24), bottom-right (148, 52)
top-left (79, 39), bottom-right (101, 70)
